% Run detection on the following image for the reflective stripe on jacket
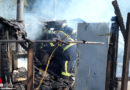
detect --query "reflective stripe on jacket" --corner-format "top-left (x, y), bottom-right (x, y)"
top-left (61, 61), bottom-right (71, 76)
top-left (63, 43), bottom-right (75, 52)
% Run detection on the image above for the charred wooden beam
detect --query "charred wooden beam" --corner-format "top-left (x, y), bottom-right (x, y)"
top-left (109, 17), bottom-right (119, 90)
top-left (112, 0), bottom-right (126, 40)
top-left (121, 13), bottom-right (130, 90)
top-left (105, 17), bottom-right (119, 90)
top-left (12, 51), bottom-right (18, 70)
top-left (27, 43), bottom-right (34, 90)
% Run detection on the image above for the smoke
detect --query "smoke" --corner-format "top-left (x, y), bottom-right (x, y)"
top-left (0, 0), bottom-right (16, 19)
top-left (0, 0), bottom-right (116, 39)
top-left (0, 0), bottom-right (129, 38)
top-left (24, 0), bottom-right (115, 39)
top-left (32, 0), bottom-right (72, 20)
top-left (24, 13), bottom-right (43, 40)
top-left (30, 0), bottom-right (115, 22)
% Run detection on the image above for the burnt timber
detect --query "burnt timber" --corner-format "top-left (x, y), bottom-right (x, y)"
top-left (121, 13), bottom-right (130, 90)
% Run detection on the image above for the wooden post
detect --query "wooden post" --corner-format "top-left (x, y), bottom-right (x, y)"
top-left (12, 51), bottom-right (18, 70)
top-left (121, 13), bottom-right (130, 90)
top-left (112, 0), bottom-right (126, 40)
top-left (105, 17), bottom-right (119, 90)
top-left (27, 43), bottom-right (34, 90)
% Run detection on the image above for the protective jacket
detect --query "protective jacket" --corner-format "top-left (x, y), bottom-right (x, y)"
top-left (37, 30), bottom-right (76, 78)
top-left (56, 31), bottom-right (76, 77)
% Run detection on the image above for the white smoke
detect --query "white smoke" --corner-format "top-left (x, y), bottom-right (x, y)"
top-left (0, 0), bottom-right (16, 19)
top-left (24, 13), bottom-right (43, 40)
top-left (24, 0), bottom-right (115, 39)
top-left (31, 0), bottom-right (115, 22)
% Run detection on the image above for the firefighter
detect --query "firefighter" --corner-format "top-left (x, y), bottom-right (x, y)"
top-left (35, 21), bottom-right (76, 89)
top-left (44, 21), bottom-right (77, 79)
top-left (51, 30), bottom-right (74, 74)
top-left (40, 31), bottom-right (76, 79)
top-left (55, 21), bottom-right (77, 76)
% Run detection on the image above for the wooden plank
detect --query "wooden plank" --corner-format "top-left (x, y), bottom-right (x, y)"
top-left (12, 51), bottom-right (18, 70)
top-left (121, 13), bottom-right (130, 90)
top-left (27, 43), bottom-right (34, 90)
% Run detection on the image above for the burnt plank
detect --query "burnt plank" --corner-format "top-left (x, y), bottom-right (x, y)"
top-left (112, 0), bottom-right (126, 40)
top-left (121, 13), bottom-right (130, 90)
